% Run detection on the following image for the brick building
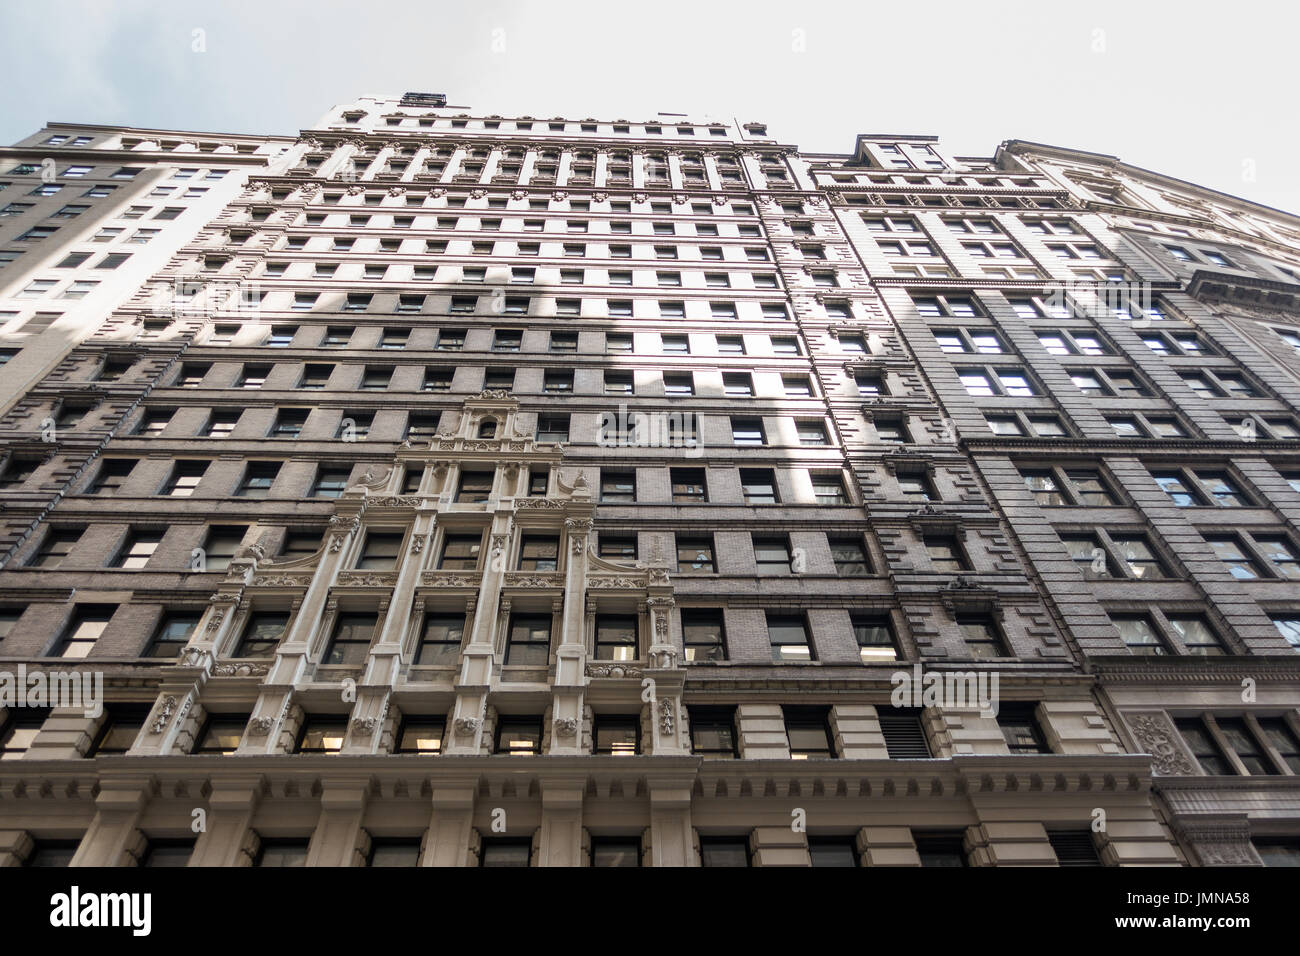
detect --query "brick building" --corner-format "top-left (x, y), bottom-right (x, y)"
top-left (0, 94), bottom-right (1297, 867)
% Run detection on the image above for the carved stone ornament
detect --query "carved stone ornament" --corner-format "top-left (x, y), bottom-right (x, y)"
top-left (553, 717), bottom-right (579, 738)
top-left (586, 663), bottom-right (644, 679)
top-left (204, 611), bottom-right (225, 633)
top-left (1125, 713), bottom-right (1198, 776)
top-left (454, 717), bottom-right (480, 735)
top-left (149, 695), bottom-right (178, 734)
top-left (212, 661), bottom-right (270, 677)
top-left (659, 699), bottom-right (675, 734)
top-left (248, 716), bottom-right (275, 736)
top-left (351, 716), bottom-right (378, 736)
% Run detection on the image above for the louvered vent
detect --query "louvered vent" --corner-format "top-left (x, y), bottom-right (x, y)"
top-left (879, 710), bottom-right (932, 758)
top-left (1048, 830), bottom-right (1103, 867)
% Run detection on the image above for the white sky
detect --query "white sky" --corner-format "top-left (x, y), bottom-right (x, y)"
top-left (3, 0), bottom-right (1297, 215)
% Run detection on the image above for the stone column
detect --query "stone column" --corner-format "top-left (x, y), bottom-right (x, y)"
top-left (71, 777), bottom-right (150, 866)
top-left (422, 778), bottom-right (478, 867)
top-left (306, 779), bottom-right (369, 866)
top-left (537, 777), bottom-right (585, 867)
top-left (189, 776), bottom-right (262, 866)
top-left (648, 778), bottom-right (696, 866)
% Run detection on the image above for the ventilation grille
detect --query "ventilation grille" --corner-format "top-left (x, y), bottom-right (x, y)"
top-left (879, 711), bottom-right (932, 758)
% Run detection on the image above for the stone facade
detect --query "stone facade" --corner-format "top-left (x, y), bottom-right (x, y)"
top-left (0, 95), bottom-right (1296, 866)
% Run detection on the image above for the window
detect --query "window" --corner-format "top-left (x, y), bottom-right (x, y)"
top-left (30, 527), bottom-right (83, 568)
top-left (682, 610), bottom-right (726, 662)
top-left (1111, 615), bottom-right (1169, 655)
top-left (852, 614), bottom-right (897, 663)
top-left (479, 838), bottom-right (532, 865)
top-left (1152, 469), bottom-right (1248, 507)
top-left (280, 529), bottom-right (323, 560)
top-left (592, 839), bottom-right (641, 867)
top-left (1, 707), bottom-right (48, 759)
top-left (767, 613), bottom-right (813, 661)
top-left (731, 418), bottom-right (765, 446)
top-left (395, 717), bottom-right (445, 754)
top-left (958, 615), bottom-right (1006, 659)
top-left (89, 458), bottom-right (134, 494)
top-left (324, 612), bottom-right (377, 665)
top-left (495, 714), bottom-right (545, 753)
top-left (312, 466), bottom-right (351, 499)
top-left (878, 709), bottom-right (931, 758)
top-left (924, 535), bottom-right (967, 573)
top-left (663, 372), bottom-right (694, 397)
top-left (357, 532), bottom-right (402, 571)
top-left (193, 716), bottom-right (246, 755)
top-left (542, 369), bottom-right (573, 394)
top-left (518, 535), bottom-right (559, 572)
top-left (536, 414), bottom-right (569, 443)
top-left (237, 462), bottom-right (279, 498)
top-left (296, 716), bottom-right (347, 753)
top-left (785, 707), bottom-right (834, 758)
top-left (456, 471), bottom-right (494, 503)
top-left (796, 420), bottom-right (829, 445)
top-left (753, 536), bottom-right (792, 575)
top-left (1176, 715), bottom-right (1299, 776)
top-left (112, 529), bottom-right (162, 569)
top-left (410, 613), bottom-right (466, 667)
top-left (593, 616), bottom-right (637, 662)
top-left (808, 838), bottom-right (859, 867)
top-left (739, 468), bottom-right (778, 505)
top-left (23, 840), bottom-right (80, 867)
top-left (829, 536), bottom-right (870, 576)
top-left (670, 468), bottom-right (706, 503)
top-left (600, 471), bottom-right (636, 503)
top-left (676, 535), bottom-right (715, 573)
top-left (299, 364), bottom-right (333, 389)
top-left (998, 704), bottom-right (1049, 754)
top-left (689, 707), bottom-right (737, 756)
top-left (361, 366), bottom-right (392, 390)
top-left (1021, 467), bottom-right (1116, 506)
top-left (235, 612), bottom-right (288, 657)
top-left (88, 706), bottom-right (148, 755)
top-left (915, 833), bottom-right (968, 867)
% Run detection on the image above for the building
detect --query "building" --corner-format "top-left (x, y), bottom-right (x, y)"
top-left (0, 93), bottom-right (1297, 867)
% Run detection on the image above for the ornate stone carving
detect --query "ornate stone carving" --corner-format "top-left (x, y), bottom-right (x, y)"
top-left (515, 498), bottom-right (565, 510)
top-left (1125, 713), bottom-right (1198, 776)
top-left (351, 716), bottom-right (378, 736)
top-left (248, 716), bottom-right (274, 736)
top-left (658, 699), bottom-right (676, 734)
top-left (586, 662), bottom-right (644, 679)
top-left (454, 717), bottom-right (480, 735)
top-left (553, 717), bottom-right (579, 738)
top-left (369, 495), bottom-right (420, 507)
top-left (212, 661), bottom-right (270, 677)
top-left (421, 571), bottom-right (476, 587)
top-left (410, 535), bottom-right (426, 555)
top-left (149, 695), bottom-right (178, 734)
top-left (336, 571), bottom-right (397, 588)
top-left (204, 611), bottom-right (225, 632)
top-left (251, 573), bottom-right (311, 588)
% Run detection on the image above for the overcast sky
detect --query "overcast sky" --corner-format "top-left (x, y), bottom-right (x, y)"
top-left (3, 0), bottom-right (1297, 215)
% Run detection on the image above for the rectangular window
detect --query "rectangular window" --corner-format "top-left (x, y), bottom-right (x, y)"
top-left (324, 612), bottom-right (377, 665)
top-left (357, 532), bottom-right (402, 571)
top-left (56, 605), bottom-right (115, 659)
top-left (682, 610), bottom-right (726, 662)
top-left (505, 614), bottom-right (551, 666)
top-left (767, 613), bottom-right (813, 661)
top-left (594, 615), bottom-right (638, 662)
top-left (689, 707), bottom-right (736, 756)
